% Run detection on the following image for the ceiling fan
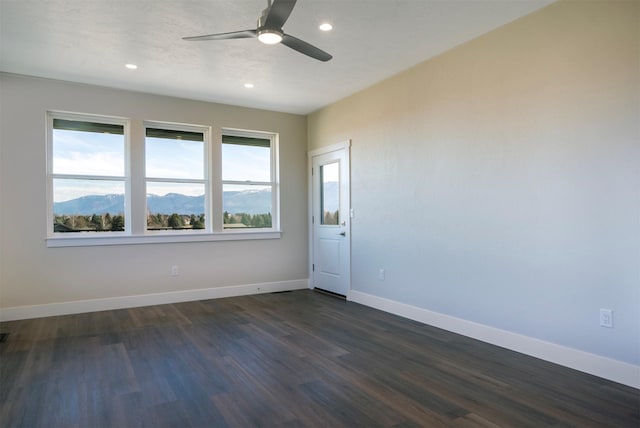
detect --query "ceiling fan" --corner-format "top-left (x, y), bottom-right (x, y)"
top-left (183, 0), bottom-right (332, 62)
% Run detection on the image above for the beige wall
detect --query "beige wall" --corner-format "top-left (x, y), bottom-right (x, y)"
top-left (0, 74), bottom-right (308, 308)
top-left (308, 0), bottom-right (639, 365)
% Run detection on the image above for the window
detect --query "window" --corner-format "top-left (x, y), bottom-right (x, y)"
top-left (222, 130), bottom-right (278, 230)
top-left (47, 112), bottom-right (280, 246)
top-left (49, 114), bottom-right (129, 234)
top-left (320, 162), bottom-right (340, 225)
top-left (145, 124), bottom-right (208, 232)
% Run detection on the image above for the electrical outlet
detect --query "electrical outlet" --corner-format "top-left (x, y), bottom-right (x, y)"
top-left (171, 265), bottom-right (179, 277)
top-left (599, 308), bottom-right (613, 328)
top-left (378, 269), bottom-right (385, 281)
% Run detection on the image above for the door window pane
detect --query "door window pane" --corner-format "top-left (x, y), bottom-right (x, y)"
top-left (321, 162), bottom-right (339, 225)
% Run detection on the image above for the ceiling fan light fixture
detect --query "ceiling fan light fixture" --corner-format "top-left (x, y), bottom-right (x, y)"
top-left (183, 0), bottom-right (332, 61)
top-left (257, 29), bottom-right (283, 44)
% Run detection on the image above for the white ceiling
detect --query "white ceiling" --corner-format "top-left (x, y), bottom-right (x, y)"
top-left (0, 0), bottom-right (554, 115)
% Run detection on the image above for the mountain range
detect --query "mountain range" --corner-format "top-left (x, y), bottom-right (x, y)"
top-left (54, 182), bottom-right (339, 216)
top-left (54, 189), bottom-right (272, 216)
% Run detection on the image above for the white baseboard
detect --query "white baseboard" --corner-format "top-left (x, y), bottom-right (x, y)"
top-left (348, 290), bottom-right (640, 389)
top-left (0, 279), bottom-right (308, 322)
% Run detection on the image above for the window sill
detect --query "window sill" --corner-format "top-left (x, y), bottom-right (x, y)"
top-left (46, 230), bottom-right (282, 248)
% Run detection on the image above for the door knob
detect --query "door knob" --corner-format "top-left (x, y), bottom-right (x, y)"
top-left (339, 232), bottom-right (346, 236)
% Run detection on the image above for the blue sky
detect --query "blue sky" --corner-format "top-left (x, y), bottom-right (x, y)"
top-left (52, 130), bottom-right (272, 202)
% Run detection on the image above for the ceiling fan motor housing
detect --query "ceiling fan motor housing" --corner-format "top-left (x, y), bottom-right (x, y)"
top-left (257, 7), bottom-right (284, 44)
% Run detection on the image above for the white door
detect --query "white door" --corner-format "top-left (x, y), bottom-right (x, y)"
top-left (311, 145), bottom-right (350, 296)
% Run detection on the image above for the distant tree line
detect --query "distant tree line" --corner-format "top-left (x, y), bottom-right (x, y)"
top-left (147, 213), bottom-right (205, 230)
top-left (224, 211), bottom-right (272, 228)
top-left (54, 213), bottom-right (124, 232)
top-left (54, 211), bottom-right (271, 232)
top-left (323, 210), bottom-right (339, 225)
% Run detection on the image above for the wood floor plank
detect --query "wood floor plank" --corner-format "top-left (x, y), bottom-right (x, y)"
top-left (1, 290), bottom-right (638, 427)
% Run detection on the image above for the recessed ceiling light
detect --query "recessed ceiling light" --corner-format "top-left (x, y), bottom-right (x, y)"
top-left (244, 83), bottom-right (255, 89)
top-left (125, 63), bottom-right (138, 70)
top-left (319, 23), bottom-right (333, 32)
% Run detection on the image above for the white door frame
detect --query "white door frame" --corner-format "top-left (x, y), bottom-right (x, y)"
top-left (308, 140), bottom-right (351, 298)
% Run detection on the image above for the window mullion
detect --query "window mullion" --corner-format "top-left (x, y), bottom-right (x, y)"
top-left (129, 119), bottom-right (145, 235)
top-left (211, 127), bottom-right (223, 233)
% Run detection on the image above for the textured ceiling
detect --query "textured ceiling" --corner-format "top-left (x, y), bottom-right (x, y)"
top-left (0, 0), bottom-right (554, 114)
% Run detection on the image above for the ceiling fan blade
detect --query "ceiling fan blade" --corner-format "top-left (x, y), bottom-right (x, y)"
top-left (281, 34), bottom-right (332, 62)
top-left (263, 0), bottom-right (297, 29)
top-left (183, 30), bottom-right (257, 41)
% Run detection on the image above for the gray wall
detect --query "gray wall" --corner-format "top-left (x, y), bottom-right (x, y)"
top-left (308, 1), bottom-right (639, 365)
top-left (0, 74), bottom-right (308, 308)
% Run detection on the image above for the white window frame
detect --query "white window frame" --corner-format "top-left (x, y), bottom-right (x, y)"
top-left (45, 112), bottom-right (281, 247)
top-left (143, 121), bottom-right (211, 235)
top-left (220, 128), bottom-right (280, 234)
top-left (46, 111), bottom-right (131, 238)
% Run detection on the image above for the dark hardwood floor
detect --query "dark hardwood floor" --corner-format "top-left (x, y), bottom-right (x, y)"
top-left (1, 290), bottom-right (638, 427)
